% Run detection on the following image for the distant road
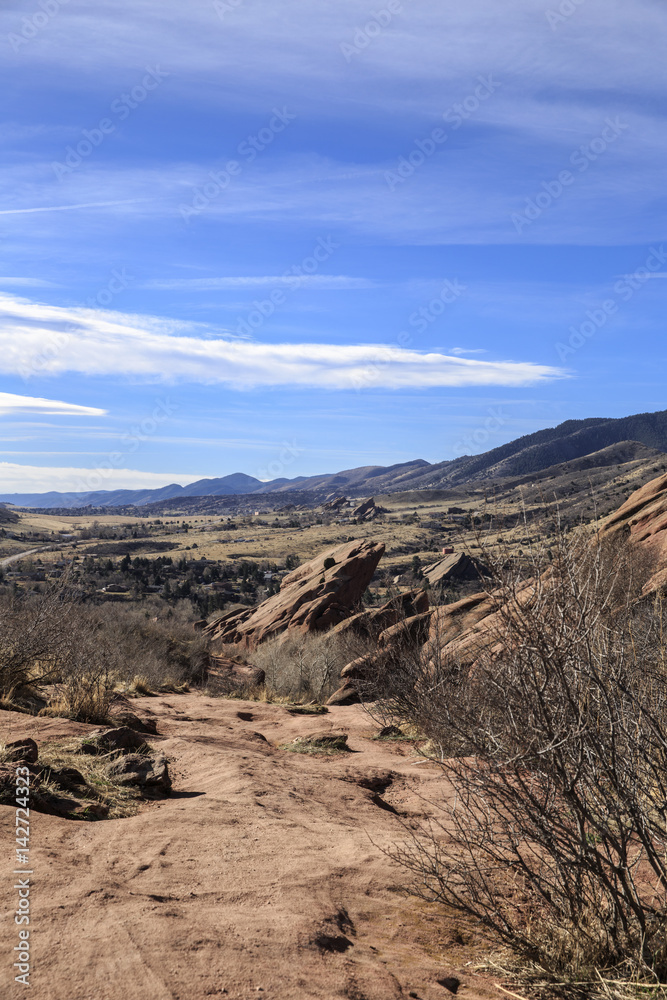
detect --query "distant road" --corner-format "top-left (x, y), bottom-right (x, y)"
top-left (0, 545), bottom-right (52, 569)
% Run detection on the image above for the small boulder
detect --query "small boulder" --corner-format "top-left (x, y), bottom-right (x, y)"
top-left (107, 752), bottom-right (171, 791)
top-left (80, 727), bottom-right (149, 755)
top-left (110, 711), bottom-right (158, 735)
top-left (437, 976), bottom-right (461, 994)
top-left (290, 731), bottom-right (349, 752)
top-left (5, 738), bottom-right (38, 763)
top-left (326, 681), bottom-right (360, 706)
top-left (45, 766), bottom-right (88, 791)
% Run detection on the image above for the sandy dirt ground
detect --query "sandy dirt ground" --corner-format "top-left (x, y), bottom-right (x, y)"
top-left (0, 695), bottom-right (499, 1000)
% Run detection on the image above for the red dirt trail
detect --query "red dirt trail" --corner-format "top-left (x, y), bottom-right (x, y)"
top-left (1, 695), bottom-right (498, 1000)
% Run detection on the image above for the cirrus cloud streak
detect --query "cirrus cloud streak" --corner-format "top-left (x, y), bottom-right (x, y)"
top-left (0, 391), bottom-right (106, 417)
top-left (0, 293), bottom-right (565, 390)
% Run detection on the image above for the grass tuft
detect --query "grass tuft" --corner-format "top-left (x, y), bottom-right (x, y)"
top-left (280, 732), bottom-right (350, 755)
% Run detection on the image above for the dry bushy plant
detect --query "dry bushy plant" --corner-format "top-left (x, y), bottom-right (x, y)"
top-left (0, 584), bottom-right (208, 721)
top-left (377, 526), bottom-right (667, 987)
top-left (94, 603), bottom-right (209, 690)
top-left (251, 628), bottom-right (373, 703)
top-left (0, 583), bottom-right (79, 696)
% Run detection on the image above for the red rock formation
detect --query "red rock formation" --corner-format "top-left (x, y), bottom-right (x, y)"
top-left (351, 497), bottom-right (381, 521)
top-left (421, 551), bottom-right (486, 587)
top-left (203, 538), bottom-right (385, 650)
top-left (331, 605), bottom-right (433, 704)
top-left (425, 472), bottom-right (667, 666)
top-left (327, 588), bottom-right (429, 640)
top-left (328, 474), bottom-right (667, 704)
top-left (600, 471), bottom-right (667, 594)
top-left (321, 495), bottom-right (347, 512)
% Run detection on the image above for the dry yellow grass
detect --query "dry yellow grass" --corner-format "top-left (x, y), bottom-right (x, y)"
top-left (7, 488), bottom-right (580, 581)
top-left (0, 737), bottom-right (145, 818)
top-left (37, 739), bottom-right (145, 818)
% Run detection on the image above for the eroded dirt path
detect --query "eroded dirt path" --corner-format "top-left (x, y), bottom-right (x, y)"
top-left (0, 696), bottom-right (497, 1000)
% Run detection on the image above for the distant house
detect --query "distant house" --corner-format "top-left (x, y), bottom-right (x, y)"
top-left (442, 547), bottom-right (455, 555)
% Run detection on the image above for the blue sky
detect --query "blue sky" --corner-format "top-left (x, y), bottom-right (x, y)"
top-left (0, 0), bottom-right (665, 493)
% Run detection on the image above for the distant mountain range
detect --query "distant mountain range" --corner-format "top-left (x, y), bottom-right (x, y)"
top-left (3, 407), bottom-right (667, 509)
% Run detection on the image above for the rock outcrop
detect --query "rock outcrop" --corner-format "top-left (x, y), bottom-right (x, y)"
top-left (416, 473), bottom-right (667, 673)
top-left (328, 599), bottom-right (433, 705)
top-left (421, 551), bottom-right (486, 587)
top-left (107, 752), bottom-right (171, 791)
top-left (599, 471), bottom-right (667, 594)
top-left (327, 588), bottom-right (429, 640)
top-left (321, 495), bottom-right (347, 512)
top-left (208, 656), bottom-right (266, 692)
top-left (351, 497), bottom-right (382, 521)
top-left (203, 538), bottom-right (385, 650)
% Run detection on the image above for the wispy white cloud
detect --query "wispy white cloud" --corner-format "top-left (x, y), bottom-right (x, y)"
top-left (0, 132), bottom-right (661, 248)
top-left (0, 292), bottom-right (565, 390)
top-left (143, 275), bottom-right (377, 290)
top-left (3, 0), bottom-right (663, 113)
top-left (0, 392), bottom-right (106, 417)
top-left (0, 2), bottom-right (664, 251)
top-left (0, 199), bottom-right (145, 215)
top-left (0, 463), bottom-right (197, 494)
top-left (0, 278), bottom-right (61, 288)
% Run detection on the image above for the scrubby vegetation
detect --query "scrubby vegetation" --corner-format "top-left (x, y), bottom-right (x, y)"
top-left (373, 527), bottom-right (667, 997)
top-left (251, 629), bottom-right (371, 703)
top-left (0, 582), bottom-right (208, 722)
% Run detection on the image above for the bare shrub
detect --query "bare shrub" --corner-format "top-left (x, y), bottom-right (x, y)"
top-left (0, 584), bottom-right (80, 697)
top-left (379, 526), bottom-right (667, 984)
top-left (46, 612), bottom-right (115, 723)
top-left (96, 604), bottom-right (209, 690)
top-left (252, 629), bottom-right (373, 703)
top-left (0, 584), bottom-right (208, 720)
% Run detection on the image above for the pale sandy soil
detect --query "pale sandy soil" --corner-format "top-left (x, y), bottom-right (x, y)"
top-left (0, 696), bottom-right (499, 1000)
